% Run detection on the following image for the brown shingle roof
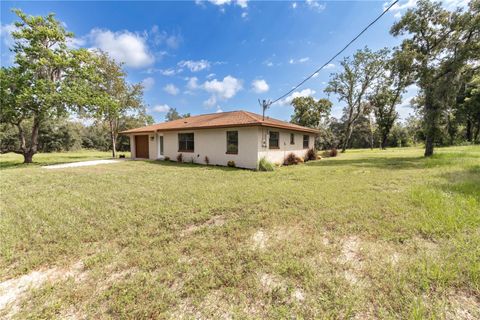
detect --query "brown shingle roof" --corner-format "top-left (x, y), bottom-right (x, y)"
top-left (120, 110), bottom-right (319, 134)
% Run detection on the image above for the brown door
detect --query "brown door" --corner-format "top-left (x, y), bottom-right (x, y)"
top-left (135, 135), bottom-right (149, 158)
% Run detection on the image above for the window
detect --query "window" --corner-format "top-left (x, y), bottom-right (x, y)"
top-left (290, 133), bottom-right (295, 145)
top-left (226, 131), bottom-right (238, 154)
top-left (303, 135), bottom-right (309, 149)
top-left (178, 133), bottom-right (194, 152)
top-left (269, 131), bottom-right (279, 149)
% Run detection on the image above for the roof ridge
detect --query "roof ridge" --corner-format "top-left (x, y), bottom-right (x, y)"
top-left (240, 110), bottom-right (263, 123)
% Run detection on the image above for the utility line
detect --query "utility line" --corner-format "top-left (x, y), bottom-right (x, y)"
top-left (267, 0), bottom-right (399, 106)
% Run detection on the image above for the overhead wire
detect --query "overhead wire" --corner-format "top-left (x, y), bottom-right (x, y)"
top-left (268, 0), bottom-right (400, 106)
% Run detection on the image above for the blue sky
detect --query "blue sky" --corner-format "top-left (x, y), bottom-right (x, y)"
top-left (0, 0), bottom-right (467, 123)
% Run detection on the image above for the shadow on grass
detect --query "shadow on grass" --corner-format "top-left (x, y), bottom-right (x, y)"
top-left (142, 159), bottom-right (250, 172)
top-left (308, 151), bottom-right (480, 170)
top-left (307, 156), bottom-right (426, 170)
top-left (439, 165), bottom-right (480, 201)
top-left (0, 154), bottom-right (113, 171)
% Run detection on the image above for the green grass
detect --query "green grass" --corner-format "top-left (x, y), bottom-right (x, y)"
top-left (1, 146), bottom-right (479, 319)
top-left (0, 150), bottom-right (130, 170)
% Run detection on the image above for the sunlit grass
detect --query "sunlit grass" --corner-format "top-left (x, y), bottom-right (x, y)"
top-left (1, 146), bottom-right (479, 318)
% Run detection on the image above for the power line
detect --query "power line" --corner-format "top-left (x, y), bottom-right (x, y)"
top-left (268, 0), bottom-right (399, 106)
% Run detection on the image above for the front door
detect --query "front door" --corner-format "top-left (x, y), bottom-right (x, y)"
top-left (135, 135), bottom-right (149, 158)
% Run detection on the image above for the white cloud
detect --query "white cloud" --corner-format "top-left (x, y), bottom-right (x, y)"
top-left (164, 83), bottom-right (180, 95)
top-left (306, 0), bottom-right (326, 12)
top-left (201, 0), bottom-right (248, 8)
top-left (203, 95), bottom-right (217, 107)
top-left (289, 57), bottom-right (310, 64)
top-left (276, 88), bottom-right (316, 106)
top-left (324, 63), bottom-right (335, 69)
top-left (216, 106), bottom-right (224, 113)
top-left (149, 25), bottom-right (182, 49)
top-left (88, 28), bottom-right (154, 68)
top-left (241, 12), bottom-right (248, 19)
top-left (204, 75), bottom-right (243, 99)
top-left (236, 0), bottom-right (248, 8)
top-left (384, 0), bottom-right (468, 15)
top-left (142, 77), bottom-right (155, 91)
top-left (152, 104), bottom-right (170, 113)
top-left (66, 37), bottom-right (86, 49)
top-left (178, 59), bottom-right (210, 72)
top-left (161, 68), bottom-right (177, 76)
top-left (0, 23), bottom-right (16, 48)
top-left (251, 79), bottom-right (269, 93)
top-left (206, 73), bottom-right (216, 79)
top-left (292, 2), bottom-right (298, 9)
top-left (186, 77), bottom-right (199, 90)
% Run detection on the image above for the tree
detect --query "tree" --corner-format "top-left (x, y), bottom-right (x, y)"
top-left (0, 10), bottom-right (98, 163)
top-left (325, 47), bottom-right (389, 152)
top-left (369, 49), bottom-right (414, 149)
top-left (456, 69), bottom-right (480, 143)
top-left (391, 0), bottom-right (480, 156)
top-left (90, 52), bottom-right (144, 158)
top-left (290, 96), bottom-right (332, 128)
top-left (165, 108), bottom-right (190, 121)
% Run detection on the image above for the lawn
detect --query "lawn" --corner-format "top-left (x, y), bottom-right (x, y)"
top-left (0, 150), bottom-right (130, 170)
top-left (1, 146), bottom-right (479, 319)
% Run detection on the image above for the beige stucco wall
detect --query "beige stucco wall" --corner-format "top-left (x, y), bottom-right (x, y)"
top-left (257, 127), bottom-right (315, 165)
top-left (127, 126), bottom-right (315, 169)
top-left (162, 127), bottom-right (259, 169)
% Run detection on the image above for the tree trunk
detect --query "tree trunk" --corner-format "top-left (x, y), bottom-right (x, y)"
top-left (474, 121), bottom-right (480, 144)
top-left (110, 120), bottom-right (116, 158)
top-left (423, 88), bottom-right (436, 157)
top-left (341, 124), bottom-right (354, 153)
top-left (381, 133), bottom-right (388, 150)
top-left (23, 151), bottom-right (34, 163)
top-left (466, 119), bottom-right (472, 142)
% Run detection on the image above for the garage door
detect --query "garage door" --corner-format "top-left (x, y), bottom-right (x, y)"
top-left (135, 135), bottom-right (149, 159)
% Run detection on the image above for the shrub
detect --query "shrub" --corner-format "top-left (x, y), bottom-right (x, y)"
top-left (227, 160), bottom-right (236, 167)
top-left (204, 156), bottom-right (210, 165)
top-left (330, 148), bottom-right (338, 157)
top-left (176, 153), bottom-right (183, 162)
top-left (258, 157), bottom-right (274, 171)
top-left (164, 156), bottom-right (170, 161)
top-left (305, 148), bottom-right (317, 162)
top-left (284, 152), bottom-right (300, 165)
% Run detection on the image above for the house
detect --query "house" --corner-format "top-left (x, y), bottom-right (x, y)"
top-left (120, 110), bottom-right (318, 169)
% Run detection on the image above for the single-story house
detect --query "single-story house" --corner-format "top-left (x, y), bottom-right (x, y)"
top-left (120, 110), bottom-right (318, 169)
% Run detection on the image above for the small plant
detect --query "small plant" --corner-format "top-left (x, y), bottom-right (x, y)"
top-left (190, 157), bottom-right (195, 164)
top-left (257, 157), bottom-right (274, 171)
top-left (176, 153), bottom-right (183, 162)
top-left (164, 156), bottom-right (170, 161)
top-left (119, 154), bottom-right (125, 159)
top-left (227, 160), bottom-right (236, 167)
top-left (284, 152), bottom-right (300, 165)
top-left (204, 156), bottom-right (210, 165)
top-left (316, 154), bottom-right (322, 160)
top-left (305, 148), bottom-right (317, 162)
top-left (330, 148), bottom-right (338, 157)
top-left (298, 157), bottom-right (304, 163)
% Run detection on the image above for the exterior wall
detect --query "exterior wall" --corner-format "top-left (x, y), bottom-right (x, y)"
top-left (257, 127), bottom-right (315, 165)
top-left (163, 127), bottom-right (259, 169)
top-left (127, 126), bottom-right (315, 168)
